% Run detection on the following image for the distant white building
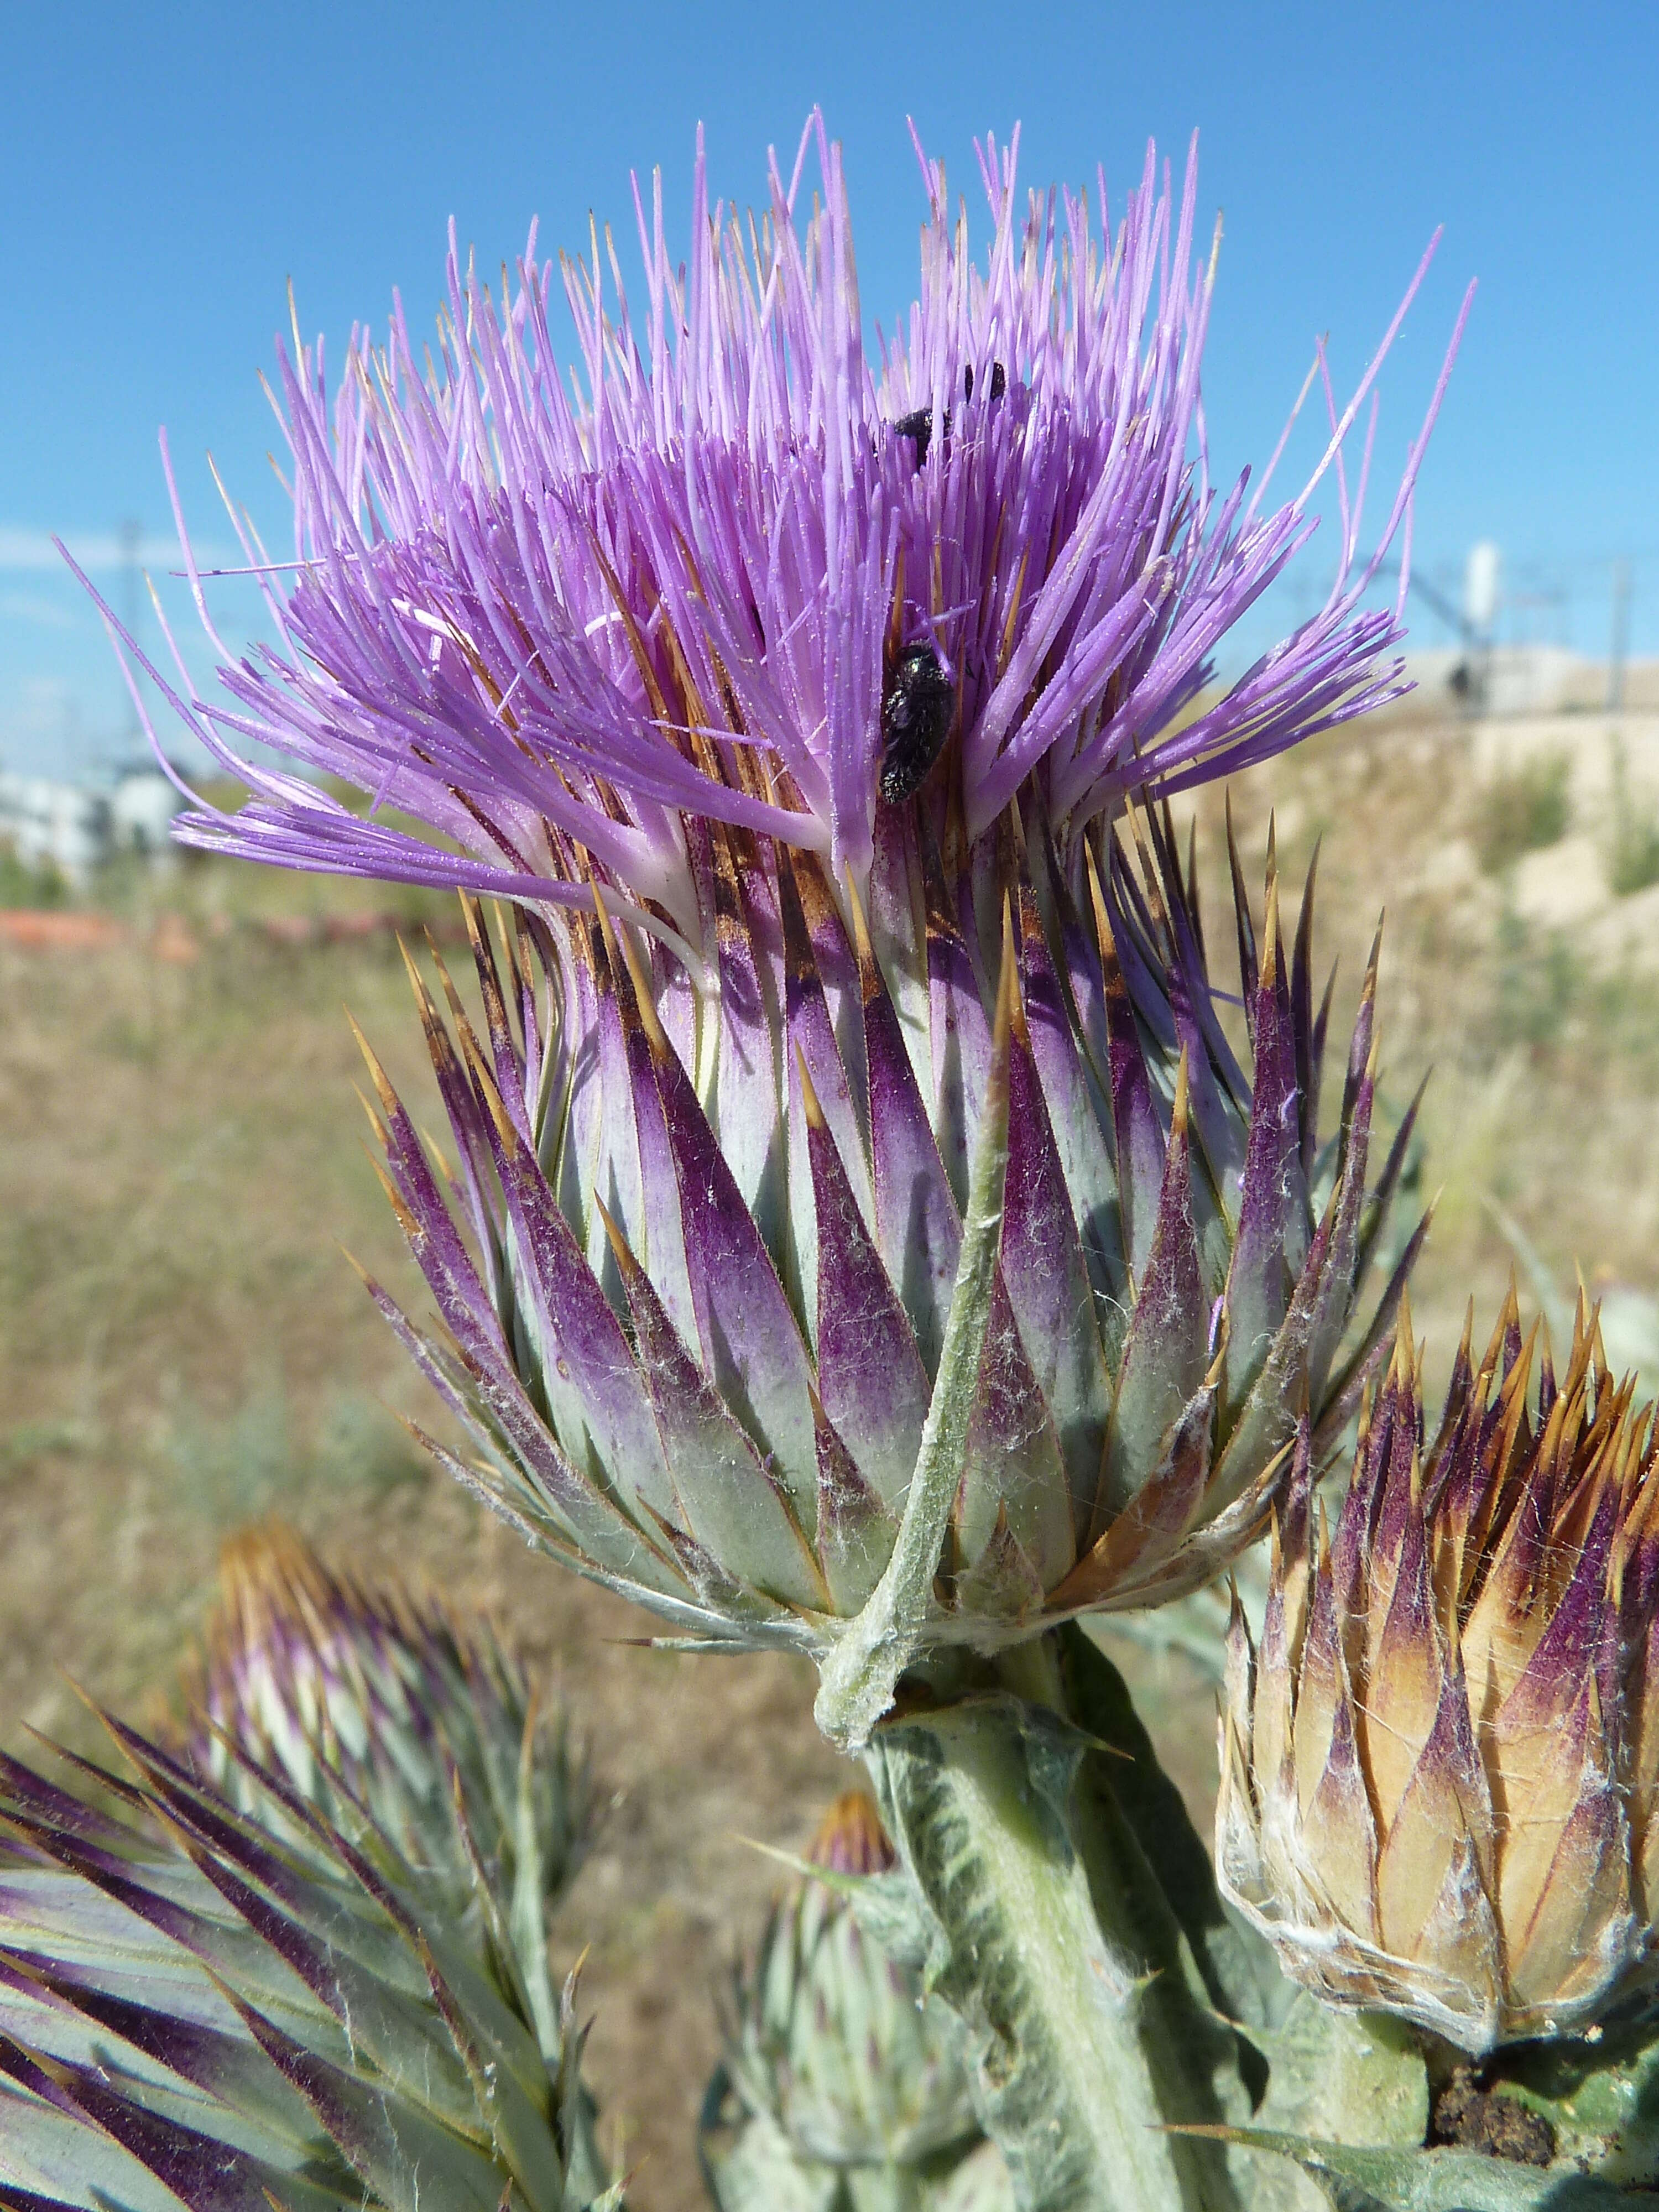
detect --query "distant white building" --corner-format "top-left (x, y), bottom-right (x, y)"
top-left (107, 766), bottom-right (186, 857)
top-left (0, 775), bottom-right (109, 882)
top-left (0, 763), bottom-right (184, 885)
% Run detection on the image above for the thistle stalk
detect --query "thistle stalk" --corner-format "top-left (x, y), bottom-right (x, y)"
top-left (864, 1631), bottom-right (1258, 2212)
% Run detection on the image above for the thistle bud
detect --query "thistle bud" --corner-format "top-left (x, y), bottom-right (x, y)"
top-left (1219, 1292), bottom-right (1659, 2051)
top-left (702, 1791), bottom-right (1006, 2208)
top-left (182, 1522), bottom-right (593, 2034)
top-left (0, 1713), bottom-right (622, 2210)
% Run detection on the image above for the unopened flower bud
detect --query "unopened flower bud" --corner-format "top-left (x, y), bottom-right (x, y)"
top-left (708, 1791), bottom-right (988, 2189)
top-left (1219, 1292), bottom-right (1659, 2051)
top-left (184, 1521), bottom-right (592, 1958)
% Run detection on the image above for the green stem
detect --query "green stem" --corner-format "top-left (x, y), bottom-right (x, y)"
top-left (993, 1634), bottom-right (1066, 1713)
top-left (863, 1637), bottom-right (1252, 2212)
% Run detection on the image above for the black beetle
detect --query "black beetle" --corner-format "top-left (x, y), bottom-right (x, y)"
top-left (890, 361), bottom-right (1006, 463)
top-left (879, 643), bottom-right (954, 805)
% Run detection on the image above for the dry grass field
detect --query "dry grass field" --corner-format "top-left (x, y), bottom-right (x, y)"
top-left (5, 702), bottom-right (1659, 2207)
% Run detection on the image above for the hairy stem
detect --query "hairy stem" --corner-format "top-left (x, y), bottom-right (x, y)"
top-left (863, 1636), bottom-right (1254, 2212)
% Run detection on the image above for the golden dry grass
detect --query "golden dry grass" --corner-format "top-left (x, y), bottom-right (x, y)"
top-left (4, 711), bottom-right (1658, 2206)
top-left (1207, 707), bottom-right (1659, 1376)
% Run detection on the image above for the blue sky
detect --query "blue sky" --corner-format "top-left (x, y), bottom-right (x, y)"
top-left (2, 0), bottom-right (1652, 775)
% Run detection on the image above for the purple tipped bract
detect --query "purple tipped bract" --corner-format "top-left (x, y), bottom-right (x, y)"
top-left (1219, 1293), bottom-right (1659, 2052)
top-left (96, 114), bottom-right (1465, 940)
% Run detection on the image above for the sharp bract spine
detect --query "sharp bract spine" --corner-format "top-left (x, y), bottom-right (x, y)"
top-left (356, 807), bottom-right (1423, 1666)
top-left (1219, 1292), bottom-right (1659, 2053)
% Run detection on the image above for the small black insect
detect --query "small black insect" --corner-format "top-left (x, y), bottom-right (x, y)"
top-left (879, 643), bottom-right (954, 805)
top-left (962, 359), bottom-right (1007, 403)
top-left (893, 403), bottom-right (947, 463)
top-left (891, 362), bottom-right (1007, 465)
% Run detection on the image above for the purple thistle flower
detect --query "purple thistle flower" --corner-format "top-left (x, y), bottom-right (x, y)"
top-left (86, 114), bottom-right (1465, 944)
top-left (77, 119), bottom-right (1467, 1741)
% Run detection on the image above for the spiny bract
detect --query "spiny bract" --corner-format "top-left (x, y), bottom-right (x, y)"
top-left (354, 811), bottom-right (1425, 1694)
top-left (1219, 1292), bottom-right (1659, 2052)
top-left (0, 1713), bottom-right (621, 2211)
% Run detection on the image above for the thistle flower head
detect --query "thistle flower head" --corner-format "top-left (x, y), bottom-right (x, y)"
top-left (1219, 1291), bottom-right (1659, 2052)
top-left (90, 118), bottom-right (1462, 1738)
top-left (703, 1791), bottom-right (987, 2196)
top-left (181, 1522), bottom-right (593, 2026)
top-left (0, 1713), bottom-right (620, 2210)
top-left (102, 116), bottom-right (1464, 945)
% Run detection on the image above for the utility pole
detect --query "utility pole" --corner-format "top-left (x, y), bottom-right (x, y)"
top-left (1607, 558), bottom-right (1632, 712)
top-left (1459, 540), bottom-right (1501, 715)
top-left (119, 518), bottom-right (142, 751)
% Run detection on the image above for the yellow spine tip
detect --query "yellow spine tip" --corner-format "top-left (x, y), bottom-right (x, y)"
top-left (794, 1042), bottom-right (826, 1131)
top-left (993, 900), bottom-right (1019, 1058)
top-left (345, 1010), bottom-right (400, 1116)
top-left (842, 864), bottom-right (875, 971)
top-left (594, 882), bottom-right (669, 1055)
top-left (1260, 874), bottom-right (1281, 990)
top-left (592, 1192), bottom-right (635, 1274)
